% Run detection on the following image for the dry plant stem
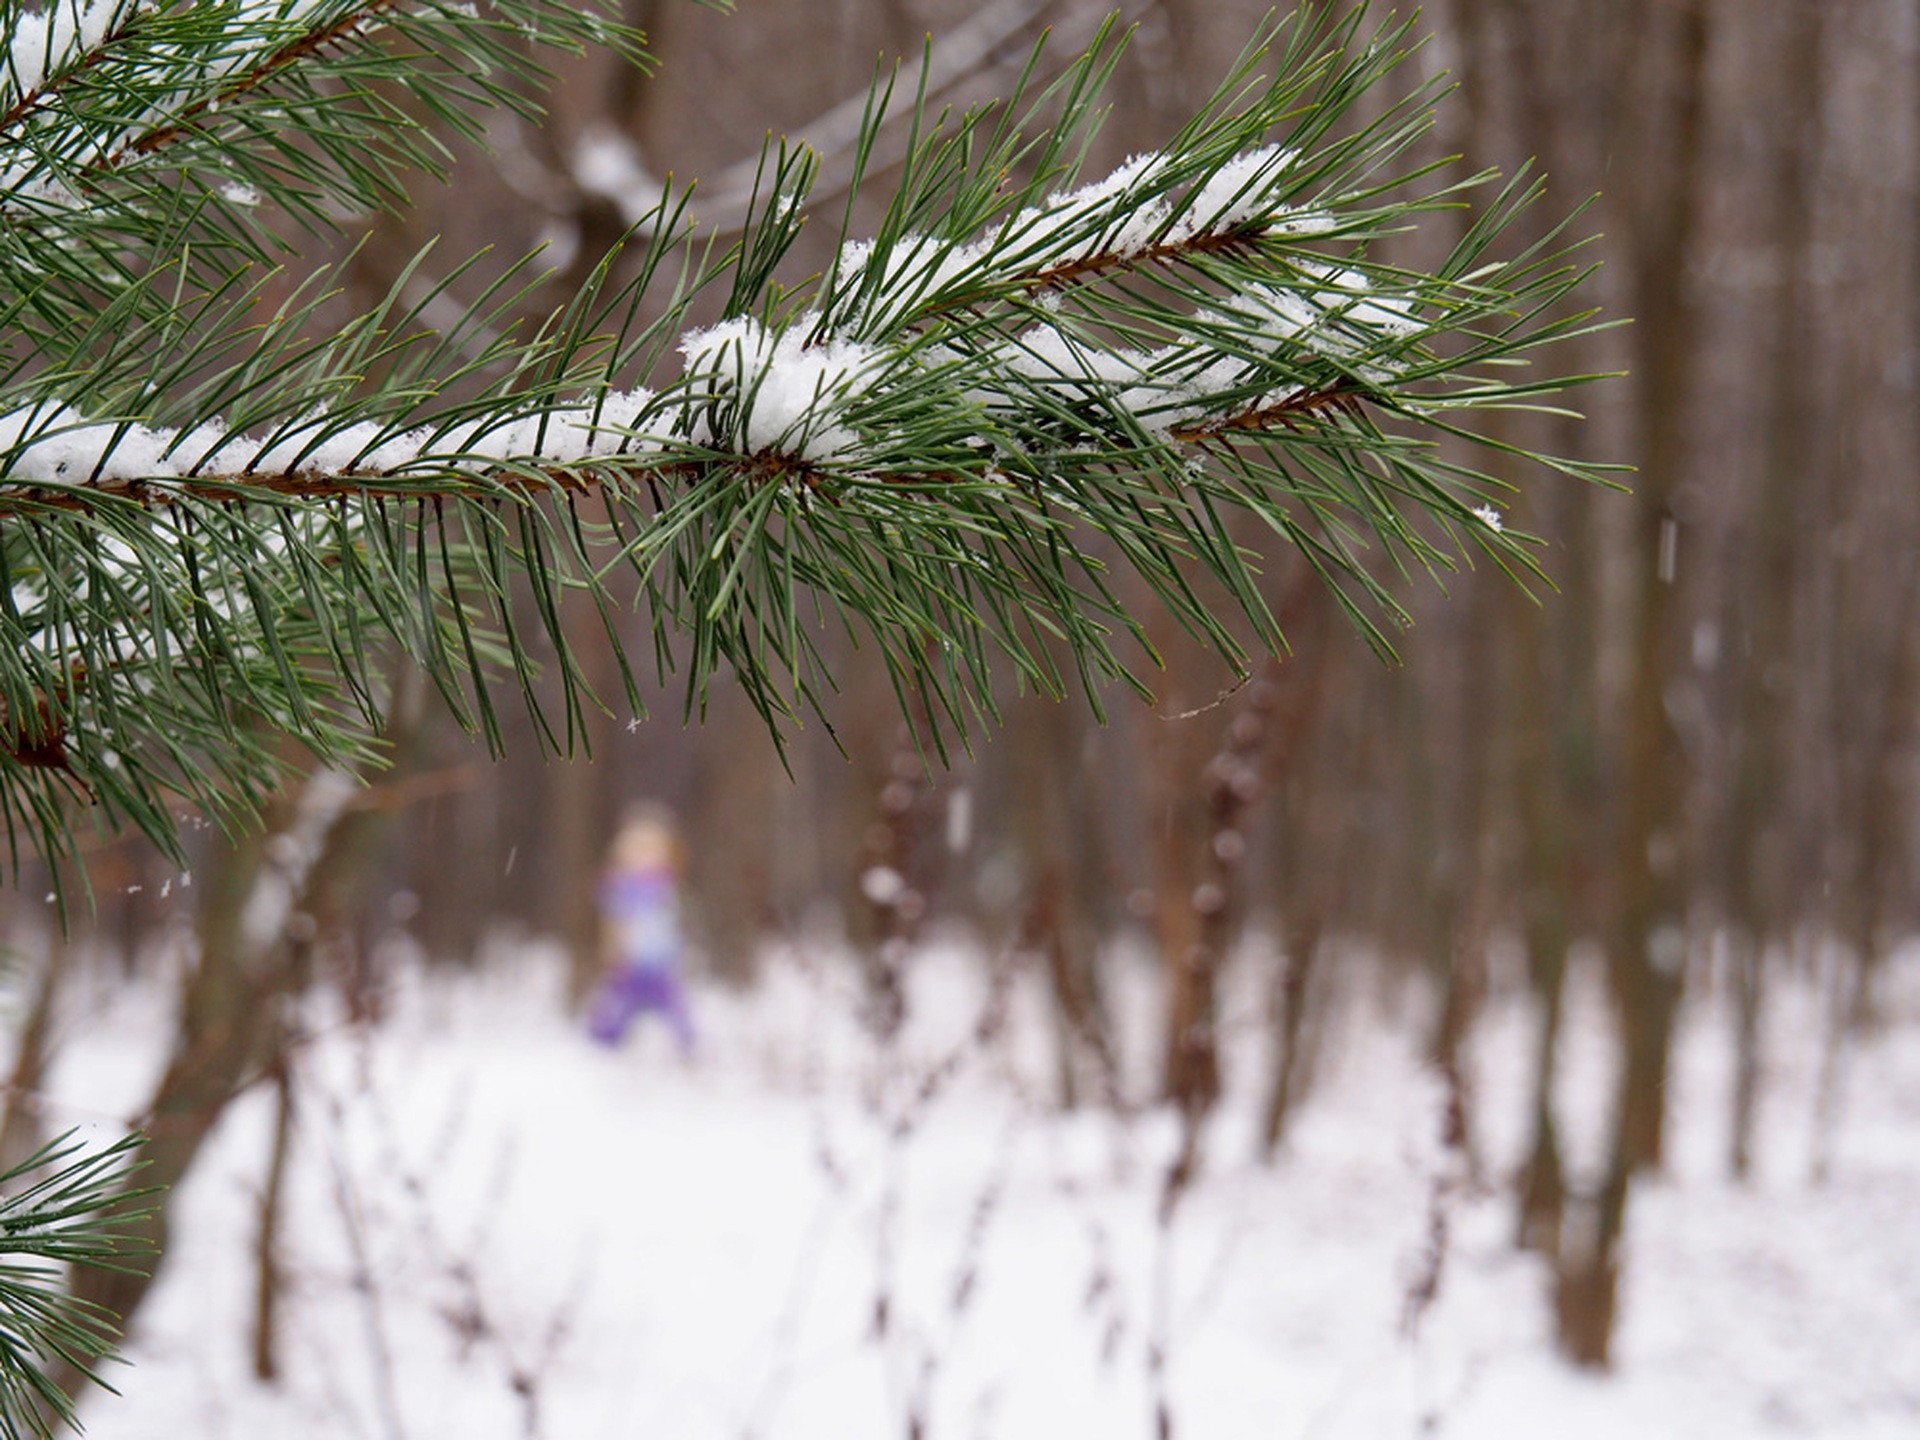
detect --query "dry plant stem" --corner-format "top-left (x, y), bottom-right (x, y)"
top-left (1513, 947), bottom-right (1568, 1254)
top-left (854, 717), bottom-right (944, 1043)
top-left (742, 1150), bottom-right (849, 1438)
top-left (1146, 1213), bottom-right (1178, 1440)
top-left (1162, 570), bottom-right (1326, 1212)
top-left (327, 1044), bottom-right (576, 1439)
top-left (1256, 907), bottom-right (1323, 1158)
top-left (1158, 678), bottom-right (1273, 1206)
top-left (902, 1126), bottom-right (1015, 1440)
top-left (1809, 949), bottom-right (1861, 1185)
top-left (1401, 1045), bottom-right (1470, 1339)
top-left (1727, 931), bottom-right (1765, 1180)
top-left (1249, 585), bottom-right (1337, 1159)
top-left (252, 1043), bottom-right (297, 1383)
top-left (860, 934), bottom-right (1024, 1436)
top-left (1024, 870), bottom-right (1125, 1113)
top-left (321, 1090), bottom-right (408, 1440)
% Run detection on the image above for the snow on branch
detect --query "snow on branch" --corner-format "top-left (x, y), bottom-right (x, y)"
top-left (0, 132), bottom-right (1429, 514)
top-left (0, 391), bottom-right (665, 505)
top-left (1, 0), bottom-right (401, 152)
top-left (678, 319), bottom-right (887, 466)
top-left (831, 143), bottom-right (1338, 333)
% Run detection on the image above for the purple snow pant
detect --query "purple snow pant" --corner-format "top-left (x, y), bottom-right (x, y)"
top-left (588, 964), bottom-right (696, 1053)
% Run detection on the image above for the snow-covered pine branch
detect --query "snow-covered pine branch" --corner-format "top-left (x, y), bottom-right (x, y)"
top-left (0, 0), bottom-right (1608, 884)
top-left (0, 140), bottom-right (1425, 504)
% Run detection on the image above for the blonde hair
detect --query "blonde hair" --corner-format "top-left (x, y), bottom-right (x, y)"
top-left (609, 805), bottom-right (683, 872)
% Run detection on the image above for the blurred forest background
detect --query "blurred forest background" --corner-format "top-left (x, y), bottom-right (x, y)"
top-left (5, 0), bottom-right (1917, 1384)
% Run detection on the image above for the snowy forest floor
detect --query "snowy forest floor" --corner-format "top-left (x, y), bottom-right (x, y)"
top-left (35, 934), bottom-right (1920, 1440)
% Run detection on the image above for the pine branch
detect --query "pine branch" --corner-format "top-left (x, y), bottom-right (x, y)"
top-left (0, 1131), bottom-right (153, 1440)
top-left (1, 1), bottom-right (1616, 878)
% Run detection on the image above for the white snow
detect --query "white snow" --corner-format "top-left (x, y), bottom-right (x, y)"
top-left (833, 144), bottom-right (1332, 332)
top-left (980, 259), bottom-right (1424, 442)
top-left (679, 318), bottom-right (884, 464)
top-left (0, 391), bottom-right (665, 486)
top-left (25, 935), bottom-right (1920, 1440)
top-left (1176, 145), bottom-right (1300, 240)
top-left (2, 0), bottom-right (133, 105)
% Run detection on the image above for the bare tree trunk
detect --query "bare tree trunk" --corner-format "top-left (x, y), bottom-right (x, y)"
top-left (1508, 475), bottom-right (1582, 1254)
top-left (1555, 0), bottom-right (1712, 1368)
top-left (1719, 0), bottom-right (1826, 1182)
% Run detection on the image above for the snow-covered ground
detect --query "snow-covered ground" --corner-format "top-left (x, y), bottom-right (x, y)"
top-left (33, 936), bottom-right (1920, 1440)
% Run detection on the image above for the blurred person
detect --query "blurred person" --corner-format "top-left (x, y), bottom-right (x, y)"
top-left (587, 806), bottom-right (697, 1056)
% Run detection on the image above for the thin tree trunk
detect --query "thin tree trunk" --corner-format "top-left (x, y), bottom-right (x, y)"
top-left (1721, 0), bottom-right (1825, 1182)
top-left (1555, 0), bottom-right (1713, 1368)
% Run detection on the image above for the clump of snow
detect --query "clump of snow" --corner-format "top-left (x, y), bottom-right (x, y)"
top-left (679, 317), bottom-right (883, 464)
top-left (2, 0), bottom-right (130, 104)
top-left (0, 404), bottom-right (178, 484)
top-left (1175, 144), bottom-right (1299, 239)
top-left (1473, 503), bottom-right (1505, 532)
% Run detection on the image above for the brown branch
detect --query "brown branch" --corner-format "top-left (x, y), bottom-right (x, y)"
top-left (0, 458), bottom-right (622, 517)
top-left (0, 438), bottom-right (964, 519)
top-left (929, 224), bottom-right (1271, 318)
top-left (1031, 226), bottom-right (1266, 294)
top-left (0, 375), bottom-right (1364, 523)
top-left (1168, 379), bottom-right (1368, 444)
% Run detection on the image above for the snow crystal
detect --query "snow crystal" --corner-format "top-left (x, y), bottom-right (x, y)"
top-left (1472, 503), bottom-right (1505, 532)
